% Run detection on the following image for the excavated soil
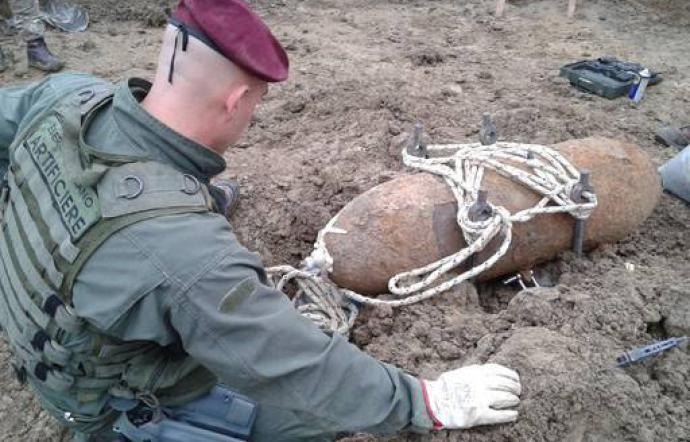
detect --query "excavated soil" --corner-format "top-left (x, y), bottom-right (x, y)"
top-left (0, 0), bottom-right (689, 441)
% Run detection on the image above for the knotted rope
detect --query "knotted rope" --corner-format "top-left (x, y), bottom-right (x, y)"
top-left (268, 139), bottom-right (597, 336)
top-left (268, 264), bottom-right (359, 338)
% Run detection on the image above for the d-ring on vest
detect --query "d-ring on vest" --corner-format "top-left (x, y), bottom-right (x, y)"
top-left (0, 84), bottom-right (217, 434)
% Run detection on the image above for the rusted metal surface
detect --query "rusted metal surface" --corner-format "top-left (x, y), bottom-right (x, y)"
top-left (326, 137), bottom-right (661, 295)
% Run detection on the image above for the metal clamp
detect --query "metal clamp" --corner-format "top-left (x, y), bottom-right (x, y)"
top-left (118, 175), bottom-right (144, 199)
top-left (406, 122), bottom-right (428, 159)
top-left (468, 189), bottom-right (493, 222)
top-left (503, 270), bottom-right (540, 290)
top-left (570, 170), bottom-right (594, 257)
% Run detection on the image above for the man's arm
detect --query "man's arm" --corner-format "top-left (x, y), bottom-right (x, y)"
top-left (73, 213), bottom-right (519, 441)
top-left (168, 242), bottom-right (434, 440)
top-left (72, 214), bottom-right (432, 440)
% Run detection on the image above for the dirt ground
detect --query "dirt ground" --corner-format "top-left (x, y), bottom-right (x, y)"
top-left (0, 0), bottom-right (689, 441)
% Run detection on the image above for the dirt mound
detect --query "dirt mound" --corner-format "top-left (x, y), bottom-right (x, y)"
top-left (350, 214), bottom-right (690, 441)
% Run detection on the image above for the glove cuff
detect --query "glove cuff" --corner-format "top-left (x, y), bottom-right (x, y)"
top-left (421, 380), bottom-right (445, 430)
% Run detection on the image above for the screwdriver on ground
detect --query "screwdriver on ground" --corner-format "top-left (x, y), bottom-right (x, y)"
top-left (616, 337), bottom-right (688, 368)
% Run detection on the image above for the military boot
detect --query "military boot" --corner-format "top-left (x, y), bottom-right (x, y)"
top-left (27, 37), bottom-right (64, 72)
top-left (0, 46), bottom-right (7, 73)
top-left (209, 181), bottom-right (240, 219)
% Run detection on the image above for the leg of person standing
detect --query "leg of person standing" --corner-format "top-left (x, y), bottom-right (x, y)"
top-left (0, 0), bottom-right (10, 72)
top-left (10, 0), bottom-right (62, 71)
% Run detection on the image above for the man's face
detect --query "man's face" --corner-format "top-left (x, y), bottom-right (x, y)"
top-left (226, 81), bottom-right (268, 147)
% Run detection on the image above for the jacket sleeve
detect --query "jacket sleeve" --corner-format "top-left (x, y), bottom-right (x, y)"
top-left (168, 240), bottom-right (433, 440)
top-left (73, 212), bottom-right (434, 440)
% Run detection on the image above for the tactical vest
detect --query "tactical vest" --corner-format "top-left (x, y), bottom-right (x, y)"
top-left (0, 84), bottom-right (218, 434)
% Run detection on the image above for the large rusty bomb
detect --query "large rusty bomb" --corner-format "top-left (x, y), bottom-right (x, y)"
top-left (325, 137), bottom-right (661, 295)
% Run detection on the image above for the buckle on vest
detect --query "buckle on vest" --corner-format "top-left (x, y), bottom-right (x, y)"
top-left (77, 88), bottom-right (95, 105)
top-left (118, 175), bottom-right (145, 199)
top-left (181, 174), bottom-right (201, 195)
top-left (43, 294), bottom-right (64, 318)
top-left (35, 362), bottom-right (50, 382)
top-left (31, 330), bottom-right (51, 352)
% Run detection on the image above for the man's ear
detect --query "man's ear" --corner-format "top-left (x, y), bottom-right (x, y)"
top-left (224, 85), bottom-right (250, 121)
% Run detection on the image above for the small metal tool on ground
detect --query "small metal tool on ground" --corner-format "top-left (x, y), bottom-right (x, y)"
top-left (616, 337), bottom-right (688, 368)
top-left (503, 270), bottom-right (540, 290)
top-left (570, 170), bottom-right (593, 258)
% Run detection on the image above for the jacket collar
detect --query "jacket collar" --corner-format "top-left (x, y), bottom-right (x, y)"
top-left (109, 78), bottom-right (226, 182)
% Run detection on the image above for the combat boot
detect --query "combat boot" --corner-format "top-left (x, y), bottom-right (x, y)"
top-left (0, 46), bottom-right (7, 73)
top-left (209, 181), bottom-right (240, 219)
top-left (27, 37), bottom-right (63, 72)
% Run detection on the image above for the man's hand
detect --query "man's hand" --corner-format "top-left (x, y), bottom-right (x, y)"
top-left (422, 363), bottom-right (522, 430)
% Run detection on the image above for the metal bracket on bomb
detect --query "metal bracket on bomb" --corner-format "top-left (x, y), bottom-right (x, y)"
top-left (406, 122), bottom-right (428, 159)
top-left (468, 190), bottom-right (493, 222)
top-left (570, 170), bottom-right (594, 258)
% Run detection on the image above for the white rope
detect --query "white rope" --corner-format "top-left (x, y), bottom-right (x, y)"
top-left (267, 265), bottom-right (359, 337)
top-left (269, 139), bottom-right (597, 334)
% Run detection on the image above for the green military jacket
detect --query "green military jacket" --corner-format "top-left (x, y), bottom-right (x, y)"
top-left (0, 73), bottom-right (432, 441)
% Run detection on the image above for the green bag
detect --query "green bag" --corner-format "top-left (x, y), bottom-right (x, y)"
top-left (560, 57), bottom-right (662, 99)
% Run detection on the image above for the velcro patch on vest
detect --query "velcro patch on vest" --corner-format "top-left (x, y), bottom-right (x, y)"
top-left (219, 277), bottom-right (257, 313)
top-left (20, 114), bottom-right (101, 241)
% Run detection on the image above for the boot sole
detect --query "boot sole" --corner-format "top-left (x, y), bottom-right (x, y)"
top-left (28, 61), bottom-right (64, 72)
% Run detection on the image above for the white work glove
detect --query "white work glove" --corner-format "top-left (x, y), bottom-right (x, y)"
top-left (422, 363), bottom-right (522, 430)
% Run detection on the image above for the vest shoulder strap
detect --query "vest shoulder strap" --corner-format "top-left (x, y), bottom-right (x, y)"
top-left (97, 161), bottom-right (212, 218)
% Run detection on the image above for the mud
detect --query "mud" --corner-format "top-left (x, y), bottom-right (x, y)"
top-left (0, 0), bottom-right (688, 441)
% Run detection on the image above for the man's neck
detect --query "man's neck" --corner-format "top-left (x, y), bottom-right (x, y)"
top-left (141, 85), bottom-right (224, 154)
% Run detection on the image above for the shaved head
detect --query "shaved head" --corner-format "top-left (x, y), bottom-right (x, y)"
top-left (143, 25), bottom-right (268, 153)
top-left (156, 25), bottom-right (248, 101)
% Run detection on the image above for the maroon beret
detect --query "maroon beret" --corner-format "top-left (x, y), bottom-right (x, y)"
top-left (171, 0), bottom-right (289, 82)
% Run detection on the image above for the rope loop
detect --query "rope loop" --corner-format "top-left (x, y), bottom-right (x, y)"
top-left (267, 265), bottom-right (359, 338)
